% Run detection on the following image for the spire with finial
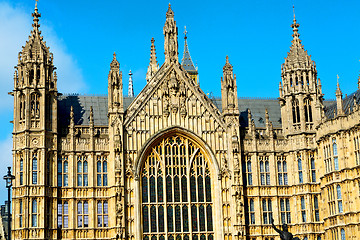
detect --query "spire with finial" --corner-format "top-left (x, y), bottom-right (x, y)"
top-left (181, 26), bottom-right (198, 81)
top-left (163, 3), bottom-right (178, 63)
top-left (146, 38), bottom-right (159, 83)
top-left (335, 75), bottom-right (344, 116)
top-left (128, 70), bottom-right (134, 97)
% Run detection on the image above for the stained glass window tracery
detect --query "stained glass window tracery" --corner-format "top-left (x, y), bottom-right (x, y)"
top-left (141, 135), bottom-right (214, 240)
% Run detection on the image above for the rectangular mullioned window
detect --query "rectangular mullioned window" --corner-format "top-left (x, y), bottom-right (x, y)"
top-left (277, 155), bottom-right (288, 185)
top-left (58, 201), bottom-right (69, 228)
top-left (314, 196), bottom-right (320, 221)
top-left (301, 197), bottom-right (306, 222)
top-left (77, 155), bottom-right (88, 187)
top-left (259, 156), bottom-right (270, 185)
top-left (77, 201), bottom-right (89, 228)
top-left (32, 152), bottom-right (38, 184)
top-left (280, 198), bottom-right (291, 224)
top-left (97, 155), bottom-right (108, 187)
top-left (97, 201), bottom-right (109, 227)
top-left (298, 154), bottom-right (303, 184)
top-left (249, 199), bottom-right (255, 224)
top-left (245, 155), bottom-right (253, 186)
top-left (58, 155), bottom-right (68, 187)
top-left (328, 185), bottom-right (336, 215)
top-left (262, 199), bottom-right (272, 224)
top-left (324, 144), bottom-right (332, 173)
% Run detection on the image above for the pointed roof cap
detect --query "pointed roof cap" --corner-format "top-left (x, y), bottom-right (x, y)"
top-left (166, 3), bottom-right (174, 18)
top-left (110, 52), bottom-right (120, 69)
top-left (283, 7), bottom-right (314, 70)
top-left (223, 56), bottom-right (233, 72)
top-left (181, 26), bottom-right (197, 74)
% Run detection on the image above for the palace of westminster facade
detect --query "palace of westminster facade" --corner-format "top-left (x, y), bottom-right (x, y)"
top-left (9, 3), bottom-right (360, 240)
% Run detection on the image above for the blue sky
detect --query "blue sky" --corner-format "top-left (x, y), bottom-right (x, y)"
top-left (0, 0), bottom-right (359, 201)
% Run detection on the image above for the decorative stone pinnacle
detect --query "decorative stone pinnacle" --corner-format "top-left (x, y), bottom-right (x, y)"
top-left (336, 75), bottom-right (342, 96)
top-left (128, 70), bottom-right (134, 97)
top-left (184, 26), bottom-right (187, 40)
top-left (223, 55), bottom-right (233, 72)
top-left (110, 52), bottom-right (119, 69)
top-left (166, 3), bottom-right (174, 18)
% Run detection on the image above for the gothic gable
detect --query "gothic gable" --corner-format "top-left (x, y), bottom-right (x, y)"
top-left (124, 63), bottom-right (225, 130)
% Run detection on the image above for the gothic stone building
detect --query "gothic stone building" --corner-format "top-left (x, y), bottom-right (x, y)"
top-left (10, 3), bottom-right (360, 240)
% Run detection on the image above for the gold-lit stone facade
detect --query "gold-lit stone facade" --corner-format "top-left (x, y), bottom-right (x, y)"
top-left (10, 3), bottom-right (360, 240)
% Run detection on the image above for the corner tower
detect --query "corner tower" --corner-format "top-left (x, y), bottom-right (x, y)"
top-left (279, 13), bottom-right (323, 136)
top-left (11, 2), bottom-right (58, 239)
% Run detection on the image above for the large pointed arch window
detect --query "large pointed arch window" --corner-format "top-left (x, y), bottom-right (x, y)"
top-left (141, 135), bottom-right (214, 240)
top-left (304, 98), bottom-right (313, 123)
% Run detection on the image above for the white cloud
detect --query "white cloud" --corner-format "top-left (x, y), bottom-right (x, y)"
top-left (0, 2), bottom-right (86, 113)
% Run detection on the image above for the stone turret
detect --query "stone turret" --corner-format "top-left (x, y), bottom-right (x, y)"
top-left (146, 38), bottom-right (159, 83)
top-left (279, 11), bottom-right (323, 135)
top-left (11, 1), bottom-right (59, 238)
top-left (163, 4), bottom-right (178, 64)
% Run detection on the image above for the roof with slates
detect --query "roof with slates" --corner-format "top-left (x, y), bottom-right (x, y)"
top-left (57, 94), bottom-right (336, 128)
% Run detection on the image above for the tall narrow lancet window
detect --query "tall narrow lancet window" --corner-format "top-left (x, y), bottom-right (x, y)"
top-left (292, 100), bottom-right (300, 124)
top-left (30, 92), bottom-right (40, 119)
top-left (19, 94), bottom-right (26, 121)
top-left (304, 99), bottom-right (313, 123)
top-left (310, 154), bottom-right (316, 183)
top-left (333, 139), bottom-right (339, 170)
top-left (298, 155), bottom-right (303, 184)
top-left (141, 135), bottom-right (214, 240)
top-left (32, 152), bottom-right (38, 184)
top-left (32, 199), bottom-right (37, 227)
top-left (20, 156), bottom-right (24, 185)
top-left (337, 185), bottom-right (343, 213)
top-left (246, 155), bottom-right (252, 185)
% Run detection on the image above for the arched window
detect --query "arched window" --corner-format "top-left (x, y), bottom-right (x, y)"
top-left (77, 155), bottom-right (88, 186)
top-left (298, 156), bottom-right (303, 184)
top-left (292, 100), bottom-right (300, 124)
top-left (32, 199), bottom-right (37, 227)
top-left (333, 139), bottom-right (339, 170)
top-left (304, 99), bottom-right (313, 123)
top-left (341, 229), bottom-right (345, 240)
top-left (30, 92), bottom-right (40, 119)
top-left (32, 153), bottom-right (38, 184)
top-left (301, 197), bottom-right (306, 222)
top-left (141, 135), bottom-right (214, 239)
top-left (306, 73), bottom-right (310, 85)
top-left (277, 155), bottom-right (288, 185)
top-left (337, 185), bottom-right (343, 213)
top-left (97, 155), bottom-right (108, 186)
top-left (246, 155), bottom-right (252, 186)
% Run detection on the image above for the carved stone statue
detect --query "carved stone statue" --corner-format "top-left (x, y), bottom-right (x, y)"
top-left (271, 218), bottom-right (300, 240)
